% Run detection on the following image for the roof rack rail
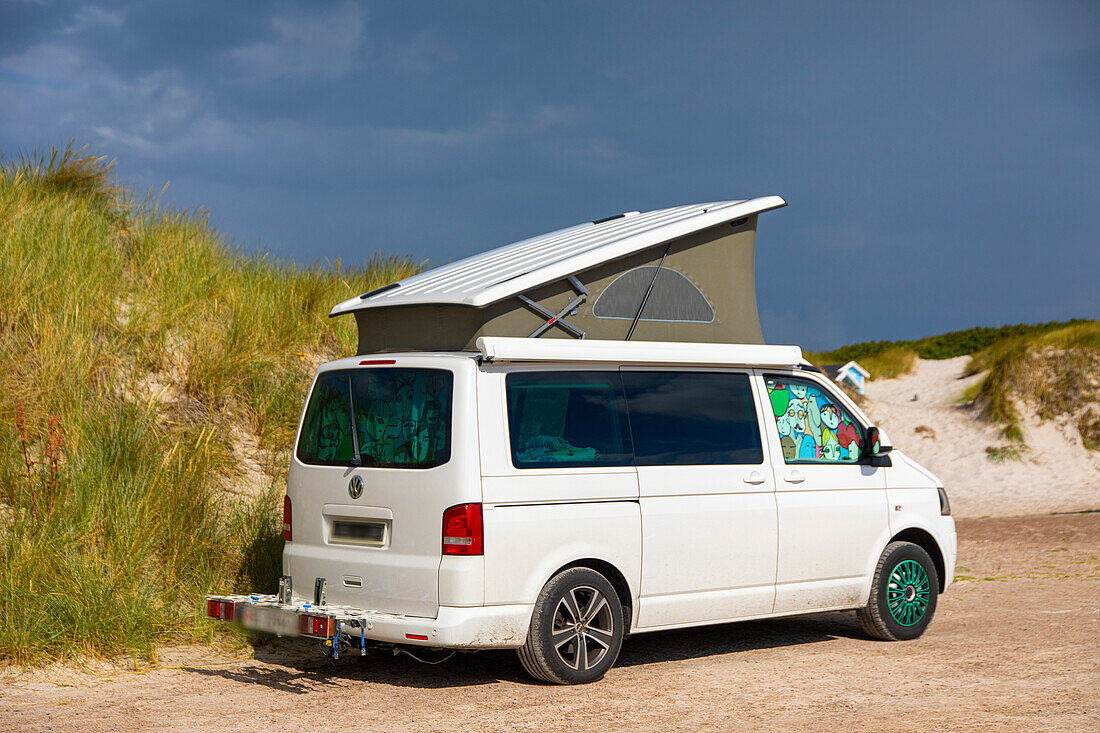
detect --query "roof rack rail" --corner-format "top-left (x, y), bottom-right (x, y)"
top-left (359, 282), bottom-right (400, 300)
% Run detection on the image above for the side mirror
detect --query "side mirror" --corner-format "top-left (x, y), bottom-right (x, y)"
top-left (865, 426), bottom-right (892, 456)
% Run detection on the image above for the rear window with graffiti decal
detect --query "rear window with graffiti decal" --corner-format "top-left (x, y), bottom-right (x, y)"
top-left (297, 368), bottom-right (453, 469)
top-left (764, 376), bottom-right (863, 464)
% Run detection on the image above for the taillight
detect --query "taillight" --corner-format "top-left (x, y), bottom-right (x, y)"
top-left (205, 599), bottom-right (236, 621)
top-left (300, 613), bottom-right (334, 637)
top-left (442, 503), bottom-right (483, 555)
top-left (283, 495), bottom-right (292, 541)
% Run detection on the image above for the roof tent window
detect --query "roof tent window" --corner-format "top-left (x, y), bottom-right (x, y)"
top-left (592, 266), bottom-right (715, 323)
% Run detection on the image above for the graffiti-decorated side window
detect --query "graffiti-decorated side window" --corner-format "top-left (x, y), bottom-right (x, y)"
top-left (764, 376), bottom-right (863, 464)
top-left (297, 368), bottom-right (453, 469)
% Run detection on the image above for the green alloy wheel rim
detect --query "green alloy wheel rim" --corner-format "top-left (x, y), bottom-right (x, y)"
top-left (887, 559), bottom-right (931, 626)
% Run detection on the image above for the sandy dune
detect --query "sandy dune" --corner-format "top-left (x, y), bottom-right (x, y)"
top-left (862, 356), bottom-right (1100, 517)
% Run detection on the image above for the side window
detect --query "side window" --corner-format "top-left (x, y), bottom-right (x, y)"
top-left (765, 376), bottom-right (863, 464)
top-left (506, 372), bottom-right (632, 469)
top-left (622, 371), bottom-right (763, 466)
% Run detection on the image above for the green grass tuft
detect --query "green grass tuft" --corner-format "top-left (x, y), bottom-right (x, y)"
top-left (3, 139), bottom-right (124, 215)
top-left (860, 347), bottom-right (918, 380)
top-left (0, 144), bottom-right (421, 664)
top-left (984, 445), bottom-right (1028, 463)
top-left (803, 345), bottom-right (918, 381)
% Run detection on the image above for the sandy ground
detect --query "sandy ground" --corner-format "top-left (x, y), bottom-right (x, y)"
top-left (2, 513), bottom-right (1097, 732)
top-left (862, 357), bottom-right (1100, 518)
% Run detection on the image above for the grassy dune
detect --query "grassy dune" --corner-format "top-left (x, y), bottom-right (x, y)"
top-left (962, 321), bottom-right (1100, 445)
top-left (805, 319), bottom-right (1090, 380)
top-left (808, 319), bottom-right (1099, 445)
top-left (0, 144), bottom-right (420, 663)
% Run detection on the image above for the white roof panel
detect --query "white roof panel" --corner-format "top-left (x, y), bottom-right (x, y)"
top-left (330, 196), bottom-right (786, 316)
top-left (476, 336), bottom-right (803, 367)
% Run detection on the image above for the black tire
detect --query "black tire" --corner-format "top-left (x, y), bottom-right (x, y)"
top-left (517, 567), bottom-right (624, 684)
top-left (857, 540), bottom-right (939, 641)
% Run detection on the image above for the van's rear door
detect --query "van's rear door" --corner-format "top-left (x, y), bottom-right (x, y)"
top-left (284, 355), bottom-right (480, 619)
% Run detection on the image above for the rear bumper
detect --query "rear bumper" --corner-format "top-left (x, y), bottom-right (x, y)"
top-left (205, 594), bottom-right (532, 649)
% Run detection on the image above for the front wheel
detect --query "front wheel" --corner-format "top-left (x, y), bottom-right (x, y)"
top-left (857, 541), bottom-right (939, 641)
top-left (517, 567), bottom-right (624, 684)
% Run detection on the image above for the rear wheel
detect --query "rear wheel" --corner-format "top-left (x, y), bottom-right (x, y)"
top-left (517, 567), bottom-right (624, 684)
top-left (857, 541), bottom-right (939, 641)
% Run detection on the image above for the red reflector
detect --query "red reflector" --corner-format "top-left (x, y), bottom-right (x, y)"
top-left (359, 359), bottom-right (396, 366)
top-left (405, 634), bottom-right (429, 641)
top-left (283, 495), bottom-right (292, 541)
top-left (442, 503), bottom-right (483, 556)
top-left (299, 614), bottom-right (334, 638)
top-left (206, 599), bottom-right (235, 622)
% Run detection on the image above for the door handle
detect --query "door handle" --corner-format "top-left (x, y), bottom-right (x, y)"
top-left (783, 470), bottom-right (805, 484)
top-left (742, 470), bottom-right (767, 485)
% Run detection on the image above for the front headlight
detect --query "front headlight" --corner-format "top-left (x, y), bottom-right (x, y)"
top-left (938, 487), bottom-right (951, 516)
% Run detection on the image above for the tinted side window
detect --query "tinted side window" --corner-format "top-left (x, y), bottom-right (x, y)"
top-left (764, 376), bottom-right (863, 464)
top-left (622, 371), bottom-right (763, 466)
top-left (506, 372), bottom-right (632, 469)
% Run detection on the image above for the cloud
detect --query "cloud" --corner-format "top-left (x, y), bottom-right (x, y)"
top-left (1, 41), bottom-right (84, 84)
top-left (227, 1), bottom-right (367, 82)
top-left (64, 5), bottom-right (125, 33)
top-left (1, 35), bottom-right (204, 158)
top-left (373, 28), bottom-right (455, 75)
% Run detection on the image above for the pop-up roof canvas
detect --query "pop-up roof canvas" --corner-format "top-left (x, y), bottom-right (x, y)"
top-left (330, 196), bottom-right (786, 354)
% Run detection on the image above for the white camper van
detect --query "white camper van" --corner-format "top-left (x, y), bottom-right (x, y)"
top-left (206, 199), bottom-right (956, 685)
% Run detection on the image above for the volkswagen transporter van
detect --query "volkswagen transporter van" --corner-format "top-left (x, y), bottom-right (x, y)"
top-left (205, 199), bottom-right (956, 685)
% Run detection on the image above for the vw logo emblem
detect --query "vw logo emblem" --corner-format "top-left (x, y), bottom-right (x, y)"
top-left (348, 475), bottom-right (363, 499)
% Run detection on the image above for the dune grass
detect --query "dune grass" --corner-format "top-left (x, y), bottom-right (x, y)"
top-left (806, 320), bottom-right (1092, 382)
top-left (960, 321), bottom-right (1100, 445)
top-left (802, 345), bottom-right (919, 380)
top-left (0, 145), bottom-right (421, 664)
top-left (807, 319), bottom-right (1090, 374)
top-left (858, 347), bottom-right (918, 380)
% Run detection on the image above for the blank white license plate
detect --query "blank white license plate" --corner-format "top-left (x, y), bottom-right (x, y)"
top-left (241, 606), bottom-right (300, 637)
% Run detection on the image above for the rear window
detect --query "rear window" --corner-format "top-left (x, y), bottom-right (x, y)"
top-left (622, 371), bottom-right (763, 466)
top-left (506, 372), bottom-right (633, 469)
top-left (296, 368), bottom-right (453, 469)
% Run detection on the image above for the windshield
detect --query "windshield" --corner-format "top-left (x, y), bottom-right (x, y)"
top-left (296, 368), bottom-right (453, 469)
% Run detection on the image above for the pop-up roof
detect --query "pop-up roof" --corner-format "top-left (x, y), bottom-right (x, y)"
top-left (332, 196), bottom-right (786, 354)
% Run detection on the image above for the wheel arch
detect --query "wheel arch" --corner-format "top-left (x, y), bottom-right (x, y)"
top-left (890, 527), bottom-right (946, 593)
top-left (552, 558), bottom-right (635, 632)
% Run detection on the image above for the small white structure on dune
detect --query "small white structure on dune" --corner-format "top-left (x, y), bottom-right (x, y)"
top-left (823, 360), bottom-right (870, 394)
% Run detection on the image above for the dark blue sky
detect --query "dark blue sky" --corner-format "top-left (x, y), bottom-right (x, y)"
top-left (2, 1), bottom-right (1097, 349)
